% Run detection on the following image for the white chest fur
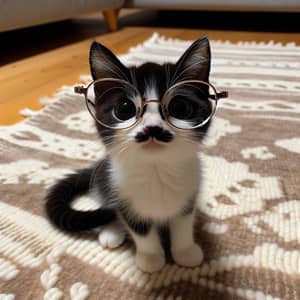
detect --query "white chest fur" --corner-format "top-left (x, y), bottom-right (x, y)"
top-left (111, 152), bottom-right (200, 221)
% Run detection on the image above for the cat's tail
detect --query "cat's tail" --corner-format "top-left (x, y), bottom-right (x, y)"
top-left (45, 168), bottom-right (116, 232)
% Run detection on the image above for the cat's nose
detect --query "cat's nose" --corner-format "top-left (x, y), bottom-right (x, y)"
top-left (144, 126), bottom-right (163, 137)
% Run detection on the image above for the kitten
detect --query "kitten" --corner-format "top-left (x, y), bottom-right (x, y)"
top-left (46, 36), bottom-right (212, 273)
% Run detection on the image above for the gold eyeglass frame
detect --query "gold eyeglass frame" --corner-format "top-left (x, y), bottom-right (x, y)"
top-left (74, 78), bottom-right (228, 130)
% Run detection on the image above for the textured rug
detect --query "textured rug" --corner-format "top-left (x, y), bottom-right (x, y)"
top-left (1, 33), bottom-right (300, 300)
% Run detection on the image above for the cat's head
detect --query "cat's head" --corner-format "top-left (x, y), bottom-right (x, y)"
top-left (89, 36), bottom-right (212, 161)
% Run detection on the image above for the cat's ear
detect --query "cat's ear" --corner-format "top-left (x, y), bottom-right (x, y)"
top-left (89, 41), bottom-right (129, 81)
top-left (172, 36), bottom-right (211, 83)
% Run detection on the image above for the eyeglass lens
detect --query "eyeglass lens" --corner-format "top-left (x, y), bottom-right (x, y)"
top-left (86, 79), bottom-right (141, 129)
top-left (163, 81), bottom-right (216, 129)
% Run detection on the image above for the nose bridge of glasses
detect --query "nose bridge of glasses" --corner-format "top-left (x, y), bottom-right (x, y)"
top-left (140, 100), bottom-right (164, 126)
top-left (142, 99), bottom-right (160, 113)
top-left (144, 99), bottom-right (160, 104)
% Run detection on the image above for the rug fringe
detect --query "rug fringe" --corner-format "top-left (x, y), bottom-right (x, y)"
top-left (19, 108), bottom-right (39, 117)
top-left (147, 32), bottom-right (299, 49)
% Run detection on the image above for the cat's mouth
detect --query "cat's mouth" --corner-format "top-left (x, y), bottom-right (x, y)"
top-left (141, 138), bottom-right (167, 149)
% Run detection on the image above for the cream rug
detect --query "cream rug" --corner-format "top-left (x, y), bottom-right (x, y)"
top-left (1, 33), bottom-right (300, 300)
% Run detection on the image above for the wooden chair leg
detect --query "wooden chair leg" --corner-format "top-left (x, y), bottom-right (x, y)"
top-left (103, 8), bottom-right (120, 32)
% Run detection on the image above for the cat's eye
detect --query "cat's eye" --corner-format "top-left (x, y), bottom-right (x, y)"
top-left (168, 97), bottom-right (195, 120)
top-left (113, 99), bottom-right (137, 121)
top-left (162, 80), bottom-right (218, 129)
top-left (75, 78), bottom-right (228, 130)
top-left (82, 78), bottom-right (141, 129)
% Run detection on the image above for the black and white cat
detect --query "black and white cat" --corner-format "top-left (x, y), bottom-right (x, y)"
top-left (46, 36), bottom-right (212, 273)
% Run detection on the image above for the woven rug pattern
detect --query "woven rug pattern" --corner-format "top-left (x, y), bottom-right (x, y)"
top-left (0, 33), bottom-right (300, 300)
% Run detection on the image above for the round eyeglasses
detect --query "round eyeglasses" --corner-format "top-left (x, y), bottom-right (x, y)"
top-left (74, 78), bottom-right (228, 130)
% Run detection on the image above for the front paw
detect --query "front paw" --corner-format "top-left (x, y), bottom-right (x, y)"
top-left (135, 252), bottom-right (165, 273)
top-left (173, 244), bottom-right (204, 267)
top-left (98, 224), bottom-right (126, 249)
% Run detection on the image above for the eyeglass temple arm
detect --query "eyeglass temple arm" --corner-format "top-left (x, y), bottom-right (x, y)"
top-left (74, 86), bottom-right (96, 108)
top-left (211, 91), bottom-right (228, 100)
top-left (74, 86), bottom-right (87, 94)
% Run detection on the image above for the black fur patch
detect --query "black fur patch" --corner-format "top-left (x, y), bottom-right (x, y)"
top-left (135, 131), bottom-right (150, 143)
top-left (181, 197), bottom-right (196, 216)
top-left (158, 224), bottom-right (172, 261)
top-left (134, 62), bottom-right (170, 98)
top-left (135, 126), bottom-right (173, 143)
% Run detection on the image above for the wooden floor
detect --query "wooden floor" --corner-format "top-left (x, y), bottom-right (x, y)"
top-left (1, 25), bottom-right (300, 125)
